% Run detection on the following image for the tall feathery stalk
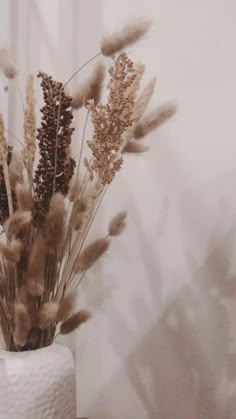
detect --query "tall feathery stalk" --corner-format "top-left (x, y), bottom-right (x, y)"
top-left (0, 21), bottom-right (177, 351)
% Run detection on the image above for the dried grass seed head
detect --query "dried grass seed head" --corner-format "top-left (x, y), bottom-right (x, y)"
top-left (134, 102), bottom-right (177, 139)
top-left (74, 237), bottom-right (110, 273)
top-left (56, 290), bottom-right (77, 322)
top-left (38, 301), bottom-right (59, 329)
top-left (0, 48), bottom-right (17, 79)
top-left (101, 19), bottom-right (151, 56)
top-left (60, 310), bottom-right (91, 335)
top-left (5, 210), bottom-right (32, 237)
top-left (0, 239), bottom-right (23, 263)
top-left (109, 211), bottom-right (127, 236)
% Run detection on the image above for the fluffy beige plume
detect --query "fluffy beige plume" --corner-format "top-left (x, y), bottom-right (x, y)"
top-left (72, 61), bottom-right (105, 109)
top-left (0, 48), bottom-right (17, 79)
top-left (0, 239), bottom-right (23, 263)
top-left (133, 77), bottom-right (156, 121)
top-left (109, 211), bottom-right (127, 236)
top-left (123, 141), bottom-right (149, 153)
top-left (23, 75), bottom-right (36, 175)
top-left (5, 210), bottom-right (32, 237)
top-left (60, 310), bottom-right (91, 335)
top-left (26, 235), bottom-right (47, 296)
top-left (38, 301), bottom-right (59, 329)
top-left (56, 290), bottom-right (77, 322)
top-left (134, 103), bottom-right (177, 139)
top-left (74, 237), bottom-right (110, 273)
top-left (13, 302), bottom-right (31, 346)
top-left (8, 152), bottom-right (24, 189)
top-left (27, 278), bottom-right (44, 297)
top-left (45, 193), bottom-right (66, 250)
top-left (15, 183), bottom-right (33, 210)
top-left (101, 19), bottom-right (151, 56)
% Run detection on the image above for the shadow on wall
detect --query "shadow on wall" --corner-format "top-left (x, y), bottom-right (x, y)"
top-left (87, 194), bottom-right (236, 419)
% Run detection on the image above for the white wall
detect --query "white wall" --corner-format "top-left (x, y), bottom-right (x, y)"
top-left (2, 1), bottom-right (236, 418)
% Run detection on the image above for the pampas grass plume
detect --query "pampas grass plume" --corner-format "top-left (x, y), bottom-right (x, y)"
top-left (0, 48), bottom-right (17, 79)
top-left (13, 302), bottom-right (31, 346)
top-left (60, 310), bottom-right (91, 335)
top-left (38, 301), bottom-right (59, 329)
top-left (56, 290), bottom-right (77, 322)
top-left (72, 61), bottom-right (105, 109)
top-left (101, 19), bottom-right (151, 57)
top-left (74, 238), bottom-right (110, 273)
top-left (134, 103), bottom-right (177, 139)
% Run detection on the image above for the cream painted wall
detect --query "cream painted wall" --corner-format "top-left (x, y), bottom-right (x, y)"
top-left (1, 1), bottom-right (236, 418)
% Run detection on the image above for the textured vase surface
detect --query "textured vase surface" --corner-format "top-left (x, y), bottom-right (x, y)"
top-left (0, 343), bottom-right (76, 419)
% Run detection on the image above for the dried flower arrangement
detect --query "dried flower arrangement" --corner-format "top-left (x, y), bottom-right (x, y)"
top-left (0, 20), bottom-right (176, 351)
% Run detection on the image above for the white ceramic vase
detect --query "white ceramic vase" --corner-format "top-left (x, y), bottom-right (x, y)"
top-left (0, 343), bottom-right (76, 419)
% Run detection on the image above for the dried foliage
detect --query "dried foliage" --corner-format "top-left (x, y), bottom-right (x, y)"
top-left (0, 21), bottom-right (176, 351)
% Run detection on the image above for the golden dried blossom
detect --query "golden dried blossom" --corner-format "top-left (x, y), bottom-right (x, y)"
top-left (88, 53), bottom-right (138, 184)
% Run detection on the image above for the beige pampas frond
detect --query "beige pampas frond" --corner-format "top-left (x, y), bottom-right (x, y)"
top-left (23, 75), bottom-right (36, 176)
top-left (15, 183), bottom-right (33, 210)
top-left (74, 237), bottom-right (110, 273)
top-left (45, 193), bottom-right (66, 249)
top-left (0, 48), bottom-right (17, 79)
top-left (56, 290), bottom-right (77, 322)
top-left (5, 210), bottom-right (32, 237)
top-left (123, 141), bottom-right (149, 153)
top-left (8, 152), bottom-right (24, 189)
top-left (101, 19), bottom-right (151, 57)
top-left (72, 61), bottom-right (105, 109)
top-left (134, 103), bottom-right (177, 139)
top-left (0, 239), bottom-right (23, 263)
top-left (13, 302), bottom-right (31, 346)
top-left (38, 301), bottom-right (59, 329)
top-left (60, 310), bottom-right (91, 335)
top-left (109, 211), bottom-right (127, 236)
